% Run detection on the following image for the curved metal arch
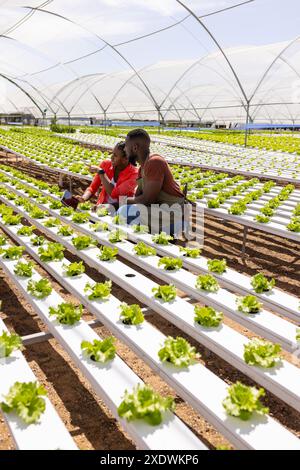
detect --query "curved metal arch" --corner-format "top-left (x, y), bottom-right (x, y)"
top-left (175, 0), bottom-right (249, 104)
top-left (0, 35), bottom-right (83, 115)
top-left (0, 73), bottom-right (44, 115)
top-left (250, 35), bottom-right (300, 102)
top-left (50, 73), bottom-right (105, 104)
top-left (67, 77), bottom-right (107, 114)
top-left (12, 1), bottom-right (255, 79)
top-left (22, 6), bottom-right (164, 120)
top-left (105, 65), bottom-right (158, 113)
top-left (62, 72), bottom-right (129, 115)
top-left (162, 84), bottom-right (207, 120)
top-left (1, 0), bottom-right (53, 37)
top-left (159, 52), bottom-right (247, 111)
top-left (249, 60), bottom-right (300, 122)
top-left (16, 78), bottom-right (56, 114)
top-left (52, 71), bottom-right (131, 116)
top-left (162, 79), bottom-right (250, 122)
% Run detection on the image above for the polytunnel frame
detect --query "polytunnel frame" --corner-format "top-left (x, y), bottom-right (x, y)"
top-left (0, 0), bottom-right (259, 132)
top-left (0, 1), bottom-right (299, 142)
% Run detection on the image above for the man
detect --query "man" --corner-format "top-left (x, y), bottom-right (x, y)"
top-left (119, 129), bottom-right (186, 234)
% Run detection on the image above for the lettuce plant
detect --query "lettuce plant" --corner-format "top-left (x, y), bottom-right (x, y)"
top-left (118, 384), bottom-right (174, 426)
top-left (97, 206), bottom-right (109, 217)
top-left (30, 236), bottom-right (45, 246)
top-left (207, 198), bottom-right (221, 209)
top-left (49, 200), bottom-right (63, 210)
top-left (63, 261), bottom-right (85, 277)
top-left (152, 232), bottom-right (173, 245)
top-left (98, 246), bottom-right (118, 261)
top-left (158, 336), bottom-right (200, 367)
top-left (134, 242), bottom-right (156, 257)
top-left (89, 222), bottom-right (109, 232)
top-left (0, 236), bottom-right (7, 246)
top-left (49, 303), bottom-right (83, 325)
top-left (194, 306), bottom-right (223, 328)
top-left (112, 215), bottom-right (126, 226)
top-left (119, 303), bottom-right (144, 325)
top-left (72, 235), bottom-right (97, 250)
top-left (222, 382), bottom-right (269, 421)
top-left (132, 225), bottom-right (149, 234)
top-left (255, 214), bottom-right (270, 224)
top-left (58, 225), bottom-right (74, 237)
top-left (29, 207), bottom-right (48, 219)
top-left (1, 381), bottom-right (47, 424)
top-left (152, 285), bottom-right (177, 302)
top-left (78, 202), bottom-right (92, 211)
top-left (72, 212), bottom-right (90, 224)
top-left (228, 202), bottom-right (247, 215)
top-left (81, 337), bottom-right (116, 363)
top-left (84, 281), bottom-right (112, 301)
top-left (43, 218), bottom-right (61, 228)
top-left (2, 214), bottom-right (22, 226)
top-left (27, 279), bottom-right (52, 299)
top-left (158, 257), bottom-right (183, 271)
top-left (38, 243), bottom-right (65, 262)
top-left (0, 331), bottom-right (22, 358)
top-left (60, 206), bottom-right (74, 217)
top-left (195, 274), bottom-right (219, 293)
top-left (251, 273), bottom-right (275, 293)
top-left (108, 229), bottom-right (126, 244)
top-left (179, 247), bottom-right (201, 258)
top-left (236, 295), bottom-right (262, 314)
top-left (14, 261), bottom-right (34, 278)
top-left (207, 259), bottom-right (227, 274)
top-left (17, 226), bottom-right (36, 237)
top-left (2, 246), bottom-right (24, 260)
top-left (287, 218), bottom-right (300, 232)
top-left (244, 338), bottom-right (281, 368)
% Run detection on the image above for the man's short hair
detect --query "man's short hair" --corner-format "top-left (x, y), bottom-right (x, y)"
top-left (126, 128), bottom-right (151, 144)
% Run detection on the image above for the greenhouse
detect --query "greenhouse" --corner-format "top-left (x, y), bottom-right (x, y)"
top-left (0, 0), bottom-right (299, 456)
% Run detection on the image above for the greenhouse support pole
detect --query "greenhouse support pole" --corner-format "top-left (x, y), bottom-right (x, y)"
top-left (244, 101), bottom-right (251, 147)
top-left (104, 111), bottom-right (107, 135)
top-left (67, 112), bottom-right (71, 127)
top-left (157, 108), bottom-right (161, 134)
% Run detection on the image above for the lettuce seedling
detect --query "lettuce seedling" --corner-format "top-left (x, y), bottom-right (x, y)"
top-left (152, 285), bottom-right (177, 302)
top-left (81, 337), bottom-right (116, 363)
top-left (236, 295), bottom-right (262, 314)
top-left (0, 331), bottom-right (22, 358)
top-left (222, 382), bottom-right (269, 421)
top-left (49, 303), bottom-right (83, 325)
top-left (119, 303), bottom-right (144, 325)
top-left (158, 336), bottom-right (200, 367)
top-left (195, 274), bottom-right (219, 293)
top-left (244, 338), bottom-right (282, 368)
top-left (84, 281), bottom-right (112, 301)
top-left (1, 381), bottom-right (47, 424)
top-left (194, 306), bottom-right (223, 328)
top-left (118, 384), bottom-right (174, 426)
top-left (251, 273), bottom-right (275, 293)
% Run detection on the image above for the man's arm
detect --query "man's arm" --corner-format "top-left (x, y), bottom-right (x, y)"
top-left (127, 179), bottom-right (162, 205)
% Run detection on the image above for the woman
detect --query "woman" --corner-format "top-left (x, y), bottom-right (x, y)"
top-left (77, 142), bottom-right (138, 208)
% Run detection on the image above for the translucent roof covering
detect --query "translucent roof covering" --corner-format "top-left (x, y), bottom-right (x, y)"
top-left (1, 0), bottom-right (300, 123)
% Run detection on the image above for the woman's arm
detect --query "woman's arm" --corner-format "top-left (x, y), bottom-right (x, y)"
top-left (99, 173), bottom-right (114, 195)
top-left (76, 189), bottom-right (93, 203)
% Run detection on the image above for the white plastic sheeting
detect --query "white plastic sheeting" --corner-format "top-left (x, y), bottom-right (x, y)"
top-left (0, 0), bottom-right (300, 123)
